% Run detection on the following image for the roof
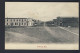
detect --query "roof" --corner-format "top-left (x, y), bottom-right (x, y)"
top-left (57, 17), bottom-right (79, 18)
top-left (5, 18), bottom-right (33, 19)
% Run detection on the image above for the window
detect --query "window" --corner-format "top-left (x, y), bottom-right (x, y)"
top-left (22, 19), bottom-right (23, 22)
top-left (15, 23), bottom-right (17, 25)
top-left (22, 23), bottom-right (23, 25)
top-left (17, 19), bottom-right (18, 21)
top-left (24, 23), bottom-right (26, 25)
top-left (7, 19), bottom-right (8, 21)
top-left (15, 23), bottom-right (18, 25)
top-left (7, 23), bottom-right (8, 25)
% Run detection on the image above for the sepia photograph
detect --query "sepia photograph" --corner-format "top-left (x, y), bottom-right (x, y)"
top-left (5, 2), bottom-right (79, 50)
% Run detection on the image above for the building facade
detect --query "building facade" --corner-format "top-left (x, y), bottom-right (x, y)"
top-left (5, 18), bottom-right (34, 27)
top-left (53, 17), bottom-right (79, 27)
top-left (53, 19), bottom-right (57, 26)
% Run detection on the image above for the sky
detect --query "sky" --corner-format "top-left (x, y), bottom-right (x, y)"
top-left (5, 2), bottom-right (79, 21)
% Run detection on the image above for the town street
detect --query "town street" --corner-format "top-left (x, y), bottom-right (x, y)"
top-left (44, 23), bottom-right (79, 43)
top-left (5, 24), bottom-right (79, 43)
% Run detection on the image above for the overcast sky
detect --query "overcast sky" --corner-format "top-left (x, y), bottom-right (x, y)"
top-left (5, 2), bottom-right (79, 21)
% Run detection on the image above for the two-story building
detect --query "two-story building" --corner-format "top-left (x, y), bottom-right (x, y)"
top-left (5, 18), bottom-right (34, 27)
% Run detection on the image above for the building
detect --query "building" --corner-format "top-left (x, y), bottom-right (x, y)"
top-left (5, 18), bottom-right (34, 27)
top-left (32, 20), bottom-right (44, 26)
top-left (53, 19), bottom-right (57, 26)
top-left (53, 17), bottom-right (79, 27)
top-left (27, 18), bottom-right (34, 26)
top-left (45, 20), bottom-right (55, 27)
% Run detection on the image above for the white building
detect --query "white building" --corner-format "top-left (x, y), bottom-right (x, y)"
top-left (5, 18), bottom-right (34, 27)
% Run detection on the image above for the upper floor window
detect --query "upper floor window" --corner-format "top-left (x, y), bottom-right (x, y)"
top-left (7, 19), bottom-right (8, 21)
top-left (17, 19), bottom-right (18, 21)
top-left (22, 19), bottom-right (23, 22)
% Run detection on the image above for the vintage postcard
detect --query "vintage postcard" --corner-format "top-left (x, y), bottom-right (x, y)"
top-left (5, 2), bottom-right (79, 50)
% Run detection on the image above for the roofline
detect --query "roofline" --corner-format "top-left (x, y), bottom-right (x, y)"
top-left (5, 18), bottom-right (32, 19)
top-left (57, 17), bottom-right (79, 18)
